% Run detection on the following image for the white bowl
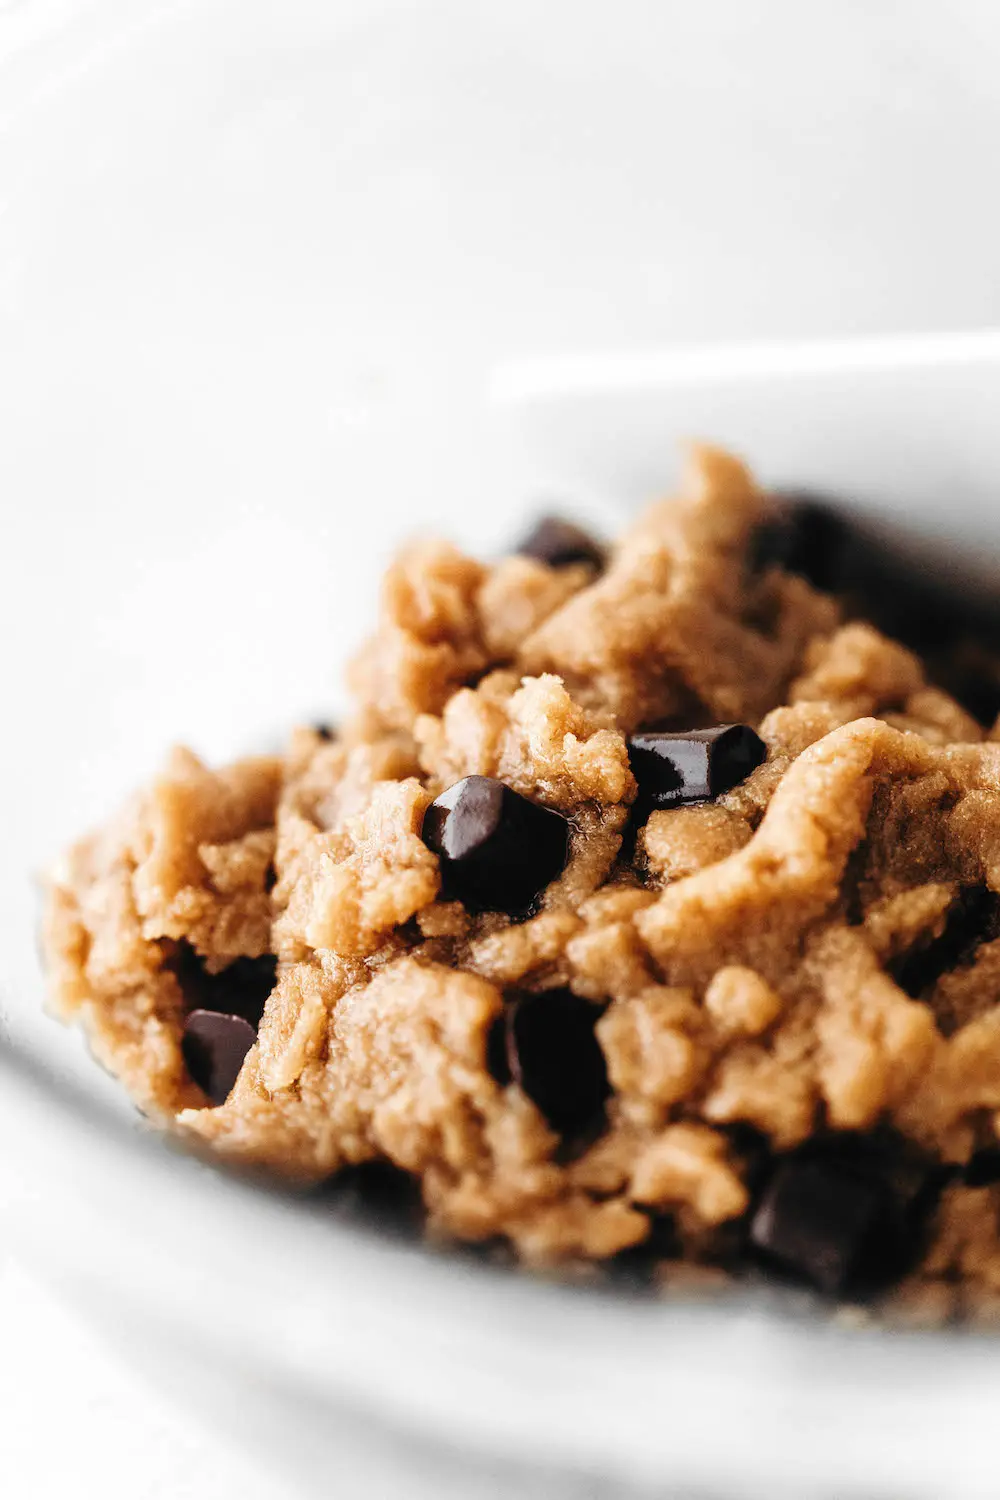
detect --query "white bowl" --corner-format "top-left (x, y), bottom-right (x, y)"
top-left (7, 330), bottom-right (1000, 1500)
top-left (5, 4), bottom-right (1000, 1495)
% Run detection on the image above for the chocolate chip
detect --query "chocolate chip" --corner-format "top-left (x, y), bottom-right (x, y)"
top-left (313, 722), bottom-right (336, 741)
top-left (485, 1012), bottom-right (512, 1086)
top-left (422, 776), bottom-right (570, 915)
top-left (608, 1213), bottom-right (680, 1288)
top-left (748, 498), bottom-right (851, 592)
top-left (181, 1010), bottom-right (257, 1105)
top-left (495, 988), bottom-right (610, 1136)
top-left (552, 1107), bottom-right (611, 1166)
top-left (171, 943), bottom-right (277, 1027)
top-left (964, 1149), bottom-right (1000, 1188)
top-left (751, 496), bottom-right (1000, 726)
top-left (935, 639), bottom-right (1000, 724)
top-left (516, 516), bottom-right (604, 570)
top-left (889, 884), bottom-right (1000, 1000)
top-left (749, 1137), bottom-right (931, 1297)
top-left (938, 662), bottom-right (1000, 730)
top-left (314, 1160), bottom-right (425, 1239)
top-left (722, 1123), bottom-right (773, 1195)
top-left (750, 1156), bottom-right (884, 1294)
top-left (627, 725), bottom-right (766, 810)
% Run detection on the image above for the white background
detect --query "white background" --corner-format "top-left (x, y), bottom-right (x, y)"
top-left (3, 1), bottom-right (1000, 1496)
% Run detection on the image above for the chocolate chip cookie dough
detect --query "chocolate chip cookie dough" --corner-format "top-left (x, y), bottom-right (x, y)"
top-left (43, 446), bottom-right (1000, 1321)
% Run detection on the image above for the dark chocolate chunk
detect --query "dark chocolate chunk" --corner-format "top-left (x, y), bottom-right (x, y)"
top-left (181, 1010), bottom-right (257, 1105)
top-left (627, 724), bottom-right (766, 810)
top-left (964, 1149), bottom-right (1000, 1188)
top-left (422, 776), bottom-right (570, 915)
top-left (748, 498), bottom-right (851, 593)
top-left (499, 988), bottom-right (610, 1136)
top-left (516, 516), bottom-right (604, 570)
top-left (751, 495), bottom-right (1000, 727)
top-left (607, 1213), bottom-right (679, 1288)
top-left (171, 942), bottom-right (277, 1027)
top-left (551, 1107), bottom-right (611, 1166)
top-left (889, 884), bottom-right (1000, 1000)
top-left (964, 1150), bottom-right (1000, 1188)
top-left (314, 1160), bottom-right (425, 1239)
top-left (937, 652), bottom-right (1000, 730)
top-left (722, 1123), bottom-right (773, 1195)
top-left (485, 1012), bottom-right (512, 1086)
top-left (313, 722), bottom-right (336, 741)
top-left (750, 1155), bottom-right (884, 1295)
top-left (749, 1136), bottom-right (931, 1296)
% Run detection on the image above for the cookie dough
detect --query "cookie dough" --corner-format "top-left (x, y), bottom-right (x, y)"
top-left (43, 446), bottom-right (1000, 1320)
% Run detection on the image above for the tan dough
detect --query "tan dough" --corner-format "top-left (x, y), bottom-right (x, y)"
top-left (43, 446), bottom-right (1000, 1319)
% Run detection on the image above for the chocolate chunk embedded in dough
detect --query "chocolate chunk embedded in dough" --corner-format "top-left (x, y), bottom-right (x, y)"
top-left (890, 885), bottom-right (1000, 1000)
top-left (516, 516), bottom-right (604, 570)
top-left (181, 1010), bottom-right (257, 1106)
top-left (422, 776), bottom-right (570, 914)
top-left (750, 1154), bottom-right (886, 1294)
top-left (752, 496), bottom-right (1000, 727)
top-left (171, 943), bottom-right (277, 1028)
top-left (749, 1139), bottom-right (931, 1297)
top-left (501, 989), bottom-right (610, 1136)
top-left (748, 498), bottom-right (851, 592)
top-left (316, 1160), bottom-right (425, 1239)
top-left (628, 725), bottom-right (766, 810)
top-left (964, 1150), bottom-right (1000, 1188)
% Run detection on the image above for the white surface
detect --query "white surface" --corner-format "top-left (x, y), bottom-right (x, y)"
top-left (4, 2), bottom-right (1000, 1498)
top-left (0, 1260), bottom-right (298, 1500)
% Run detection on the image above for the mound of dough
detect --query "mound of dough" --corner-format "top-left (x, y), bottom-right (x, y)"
top-left (44, 447), bottom-right (1000, 1320)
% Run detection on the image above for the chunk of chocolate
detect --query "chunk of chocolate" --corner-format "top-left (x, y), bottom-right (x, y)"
top-left (607, 1213), bottom-right (680, 1288)
top-left (422, 776), bottom-right (570, 914)
top-left (750, 1155), bottom-right (884, 1294)
top-left (516, 516), bottom-right (604, 570)
top-left (628, 725), bottom-right (766, 809)
top-left (748, 498), bottom-right (851, 593)
top-left (485, 1012), bottom-right (512, 1086)
top-left (964, 1149), bottom-right (1000, 1188)
top-left (749, 1138), bottom-right (930, 1296)
top-left (492, 988), bottom-right (610, 1136)
top-left (313, 722), bottom-right (337, 741)
top-left (936, 650), bottom-right (1000, 730)
top-left (171, 942), bottom-right (277, 1028)
top-left (750, 495), bottom-right (1000, 727)
top-left (889, 884), bottom-right (1000, 1000)
top-left (315, 1160), bottom-right (425, 1239)
top-left (181, 1010), bottom-right (257, 1106)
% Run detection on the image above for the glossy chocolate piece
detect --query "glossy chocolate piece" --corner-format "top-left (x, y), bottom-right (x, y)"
top-left (181, 1010), bottom-right (257, 1106)
top-left (627, 724), bottom-right (766, 809)
top-left (171, 942), bottom-right (277, 1028)
top-left (750, 1155), bottom-right (885, 1294)
top-left (749, 1136), bottom-right (932, 1296)
top-left (422, 776), bottom-right (570, 914)
top-left (492, 988), bottom-right (610, 1136)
